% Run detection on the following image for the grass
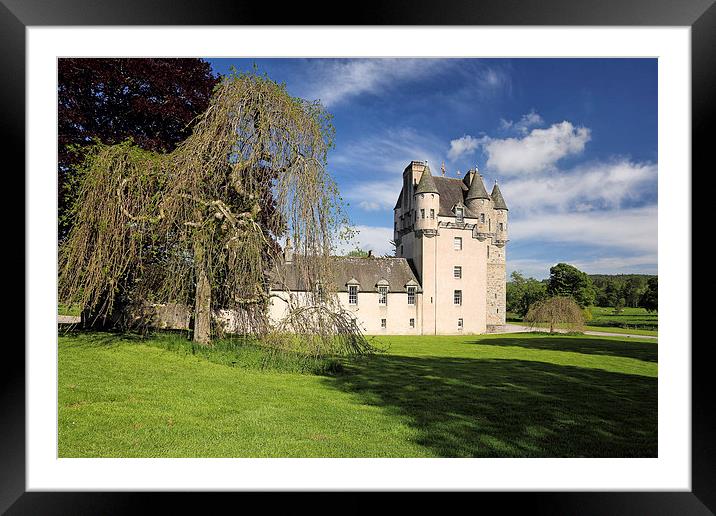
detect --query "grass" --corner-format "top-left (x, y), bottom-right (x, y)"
top-left (58, 331), bottom-right (657, 458)
top-left (508, 307), bottom-right (658, 336)
top-left (58, 303), bottom-right (82, 317)
top-left (588, 306), bottom-right (658, 332)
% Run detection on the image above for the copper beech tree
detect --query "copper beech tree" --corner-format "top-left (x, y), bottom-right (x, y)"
top-left (59, 71), bottom-right (370, 353)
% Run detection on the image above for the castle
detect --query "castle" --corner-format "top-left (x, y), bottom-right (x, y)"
top-left (268, 160), bottom-right (508, 335)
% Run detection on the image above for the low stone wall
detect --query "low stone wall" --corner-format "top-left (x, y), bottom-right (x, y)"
top-left (150, 303), bottom-right (192, 330)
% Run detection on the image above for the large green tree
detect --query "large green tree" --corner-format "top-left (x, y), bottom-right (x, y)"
top-left (640, 277), bottom-right (658, 312)
top-left (58, 58), bottom-right (219, 240)
top-left (546, 263), bottom-right (596, 308)
top-left (506, 271), bottom-right (547, 317)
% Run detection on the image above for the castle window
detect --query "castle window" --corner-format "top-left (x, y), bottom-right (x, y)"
top-left (487, 246), bottom-right (490, 258)
top-left (348, 285), bottom-right (358, 305)
top-left (409, 318), bottom-right (415, 328)
top-left (381, 318), bottom-right (386, 328)
top-left (454, 290), bottom-right (462, 305)
top-left (407, 286), bottom-right (416, 305)
top-left (455, 207), bottom-right (464, 223)
top-left (454, 237), bottom-right (462, 250)
top-left (480, 213), bottom-right (485, 223)
top-left (458, 318), bottom-right (464, 330)
top-left (378, 286), bottom-right (388, 305)
top-left (454, 266), bottom-right (462, 279)
top-left (499, 222), bottom-right (504, 231)
top-left (430, 209), bottom-right (435, 219)
top-left (421, 209), bottom-right (425, 219)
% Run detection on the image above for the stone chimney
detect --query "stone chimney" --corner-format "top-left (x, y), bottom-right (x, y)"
top-left (284, 238), bottom-right (293, 264)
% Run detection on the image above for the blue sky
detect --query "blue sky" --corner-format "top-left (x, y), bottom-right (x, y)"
top-left (208, 58), bottom-right (657, 279)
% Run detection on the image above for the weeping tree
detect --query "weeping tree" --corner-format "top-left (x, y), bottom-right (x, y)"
top-left (59, 71), bottom-right (371, 353)
top-left (524, 296), bottom-right (585, 333)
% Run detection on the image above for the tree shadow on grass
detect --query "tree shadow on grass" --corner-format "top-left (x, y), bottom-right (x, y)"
top-left (328, 355), bottom-right (657, 457)
top-left (470, 337), bottom-right (658, 362)
top-left (58, 330), bottom-right (151, 349)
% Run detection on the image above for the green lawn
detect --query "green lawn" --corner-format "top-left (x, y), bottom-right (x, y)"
top-left (58, 332), bottom-right (657, 458)
top-left (508, 306), bottom-right (658, 336)
top-left (589, 306), bottom-right (658, 332)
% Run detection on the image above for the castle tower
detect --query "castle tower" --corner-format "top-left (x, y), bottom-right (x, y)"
top-left (486, 182), bottom-right (508, 330)
top-left (464, 168), bottom-right (492, 239)
top-left (412, 163), bottom-right (440, 334)
top-left (414, 163), bottom-right (439, 233)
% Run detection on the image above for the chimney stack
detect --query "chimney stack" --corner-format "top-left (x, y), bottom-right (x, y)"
top-left (284, 238), bottom-right (293, 264)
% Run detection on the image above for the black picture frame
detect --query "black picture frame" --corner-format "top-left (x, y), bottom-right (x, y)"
top-left (5, 0), bottom-right (709, 512)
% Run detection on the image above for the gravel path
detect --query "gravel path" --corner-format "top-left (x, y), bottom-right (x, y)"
top-left (501, 324), bottom-right (658, 340)
top-left (58, 315), bottom-right (81, 324)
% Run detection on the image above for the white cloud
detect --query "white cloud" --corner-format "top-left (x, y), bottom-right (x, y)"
top-left (337, 225), bottom-right (395, 256)
top-left (507, 253), bottom-right (658, 279)
top-left (500, 160), bottom-right (657, 213)
top-left (331, 127), bottom-right (444, 176)
top-left (297, 59), bottom-right (444, 107)
top-left (508, 205), bottom-right (657, 254)
top-left (483, 121), bottom-right (591, 174)
top-left (346, 178), bottom-right (402, 212)
top-left (447, 135), bottom-right (480, 161)
top-left (500, 110), bottom-right (544, 135)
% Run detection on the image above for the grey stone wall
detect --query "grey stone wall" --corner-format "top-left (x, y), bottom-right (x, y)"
top-left (485, 242), bottom-right (506, 329)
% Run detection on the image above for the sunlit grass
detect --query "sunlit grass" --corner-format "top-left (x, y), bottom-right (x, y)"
top-left (58, 331), bottom-right (657, 458)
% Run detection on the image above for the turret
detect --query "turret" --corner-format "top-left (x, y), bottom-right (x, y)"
top-left (413, 163), bottom-right (440, 233)
top-left (393, 190), bottom-right (403, 243)
top-left (490, 182), bottom-right (508, 246)
top-left (465, 168), bottom-right (492, 239)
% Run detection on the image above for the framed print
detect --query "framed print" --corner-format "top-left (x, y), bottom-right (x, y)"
top-left (7, 0), bottom-right (712, 512)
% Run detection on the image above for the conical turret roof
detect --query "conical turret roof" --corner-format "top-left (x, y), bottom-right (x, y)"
top-left (490, 183), bottom-right (508, 210)
top-left (414, 164), bottom-right (438, 195)
top-left (465, 172), bottom-right (490, 201)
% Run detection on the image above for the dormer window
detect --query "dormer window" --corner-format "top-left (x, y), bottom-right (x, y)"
top-left (407, 286), bottom-right (416, 305)
top-left (377, 279), bottom-right (389, 305)
top-left (379, 286), bottom-right (388, 304)
top-left (348, 285), bottom-right (358, 305)
top-left (455, 207), bottom-right (464, 223)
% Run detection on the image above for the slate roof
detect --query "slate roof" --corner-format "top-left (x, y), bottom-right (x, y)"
top-left (433, 177), bottom-right (472, 217)
top-left (490, 183), bottom-right (508, 210)
top-left (271, 256), bottom-right (421, 292)
top-left (414, 164), bottom-right (438, 194)
top-left (465, 173), bottom-right (490, 200)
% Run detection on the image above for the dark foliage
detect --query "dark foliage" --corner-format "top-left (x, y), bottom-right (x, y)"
top-left (58, 58), bottom-right (219, 239)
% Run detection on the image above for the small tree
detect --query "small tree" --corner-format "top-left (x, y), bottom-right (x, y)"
top-left (525, 296), bottom-right (585, 333)
top-left (614, 298), bottom-right (626, 314)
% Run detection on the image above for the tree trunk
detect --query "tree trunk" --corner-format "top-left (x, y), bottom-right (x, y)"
top-left (193, 243), bottom-right (212, 345)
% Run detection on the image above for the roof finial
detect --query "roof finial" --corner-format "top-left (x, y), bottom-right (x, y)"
top-left (441, 161), bottom-right (446, 176)
top-left (456, 169), bottom-right (461, 177)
